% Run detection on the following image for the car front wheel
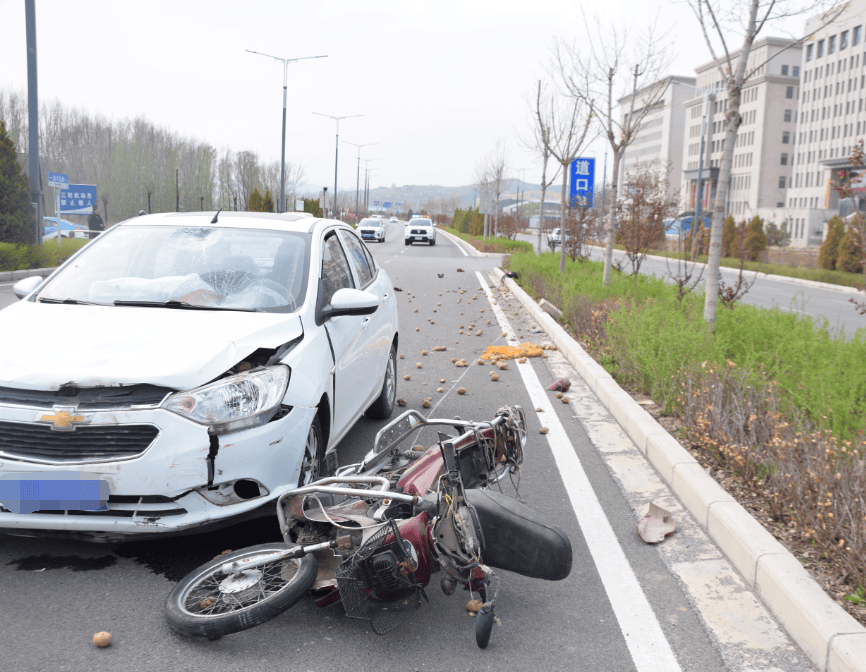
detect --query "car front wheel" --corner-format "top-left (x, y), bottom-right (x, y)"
top-left (366, 344), bottom-right (397, 419)
top-left (298, 415), bottom-right (324, 486)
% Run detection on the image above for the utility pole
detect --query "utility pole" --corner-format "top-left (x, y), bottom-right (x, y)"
top-left (313, 113), bottom-right (363, 221)
top-left (175, 169), bottom-right (179, 212)
top-left (245, 51), bottom-right (327, 214)
top-left (343, 141), bottom-right (376, 225)
top-left (25, 0), bottom-right (42, 245)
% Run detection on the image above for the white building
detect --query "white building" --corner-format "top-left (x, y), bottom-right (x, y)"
top-left (618, 75), bottom-right (695, 203)
top-left (785, 1), bottom-right (866, 247)
top-left (679, 37), bottom-right (802, 228)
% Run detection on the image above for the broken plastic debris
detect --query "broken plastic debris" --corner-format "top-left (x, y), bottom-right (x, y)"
top-left (637, 503), bottom-right (676, 543)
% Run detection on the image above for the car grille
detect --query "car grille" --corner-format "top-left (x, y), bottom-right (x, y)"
top-left (0, 422), bottom-right (159, 462)
top-left (0, 385), bottom-right (172, 410)
top-left (0, 494), bottom-right (187, 518)
top-left (411, 229), bottom-right (428, 235)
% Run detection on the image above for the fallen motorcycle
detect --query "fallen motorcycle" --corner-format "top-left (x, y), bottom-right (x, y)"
top-left (164, 405), bottom-right (572, 649)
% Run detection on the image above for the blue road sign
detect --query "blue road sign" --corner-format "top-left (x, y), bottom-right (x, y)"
top-left (59, 184), bottom-right (98, 215)
top-left (569, 157), bottom-right (595, 208)
top-left (383, 201), bottom-right (392, 208)
top-left (48, 172), bottom-right (69, 189)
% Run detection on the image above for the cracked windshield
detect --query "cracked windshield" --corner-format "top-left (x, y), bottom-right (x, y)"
top-left (37, 225), bottom-right (309, 312)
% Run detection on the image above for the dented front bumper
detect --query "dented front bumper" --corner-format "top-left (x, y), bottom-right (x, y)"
top-left (0, 403), bottom-right (316, 539)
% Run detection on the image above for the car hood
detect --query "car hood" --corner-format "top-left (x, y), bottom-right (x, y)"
top-left (0, 301), bottom-right (303, 391)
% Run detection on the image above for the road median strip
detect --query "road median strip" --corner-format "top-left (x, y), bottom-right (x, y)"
top-left (494, 265), bottom-right (866, 672)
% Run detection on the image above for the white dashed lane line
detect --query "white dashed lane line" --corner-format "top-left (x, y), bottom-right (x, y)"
top-left (477, 270), bottom-right (683, 672)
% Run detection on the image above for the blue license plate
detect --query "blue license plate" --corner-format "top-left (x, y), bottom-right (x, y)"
top-left (0, 472), bottom-right (109, 514)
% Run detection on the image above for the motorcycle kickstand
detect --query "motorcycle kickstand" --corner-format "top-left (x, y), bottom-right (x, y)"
top-left (475, 581), bottom-right (496, 650)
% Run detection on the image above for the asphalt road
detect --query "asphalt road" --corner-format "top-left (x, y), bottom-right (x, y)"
top-left (516, 232), bottom-right (866, 339)
top-left (0, 221), bottom-right (813, 672)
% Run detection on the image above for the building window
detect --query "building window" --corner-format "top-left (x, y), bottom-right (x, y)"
top-left (841, 30), bottom-right (849, 50)
top-left (781, 153), bottom-right (789, 165)
top-left (854, 26), bottom-right (862, 46)
top-left (818, 39), bottom-right (825, 58)
top-left (779, 176), bottom-right (786, 189)
top-left (782, 131), bottom-right (790, 144)
top-left (807, 44), bottom-right (814, 61)
top-left (786, 86), bottom-right (794, 99)
top-left (782, 64), bottom-right (789, 76)
top-left (784, 109), bottom-right (792, 122)
top-left (829, 35), bottom-right (836, 54)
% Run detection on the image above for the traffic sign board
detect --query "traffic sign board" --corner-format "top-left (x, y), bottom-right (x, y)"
top-left (569, 158), bottom-right (594, 208)
top-left (48, 172), bottom-right (69, 189)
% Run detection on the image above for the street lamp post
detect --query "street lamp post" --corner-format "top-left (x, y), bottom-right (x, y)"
top-left (314, 113), bottom-right (363, 221)
top-left (361, 158), bottom-right (379, 214)
top-left (343, 141), bottom-right (377, 225)
top-left (246, 50), bottom-right (327, 213)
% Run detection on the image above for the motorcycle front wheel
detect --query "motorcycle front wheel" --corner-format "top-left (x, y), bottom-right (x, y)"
top-left (165, 542), bottom-right (318, 639)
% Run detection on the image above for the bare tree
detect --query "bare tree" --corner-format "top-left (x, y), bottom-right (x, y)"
top-left (555, 14), bottom-right (674, 285)
top-left (522, 80), bottom-right (563, 254)
top-left (485, 140), bottom-right (510, 237)
top-left (539, 63), bottom-right (595, 273)
top-left (687, 0), bottom-right (846, 329)
top-left (473, 162), bottom-right (492, 237)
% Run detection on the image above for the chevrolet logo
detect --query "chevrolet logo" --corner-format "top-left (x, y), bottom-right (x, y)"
top-left (35, 407), bottom-right (90, 431)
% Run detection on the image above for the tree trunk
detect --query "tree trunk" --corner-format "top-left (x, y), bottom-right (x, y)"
top-left (537, 185), bottom-right (547, 255)
top-left (603, 150), bottom-right (621, 285)
top-left (704, 3), bottom-right (758, 330)
top-left (560, 168), bottom-right (568, 273)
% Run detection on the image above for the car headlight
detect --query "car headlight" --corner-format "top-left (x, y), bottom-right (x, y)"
top-left (163, 365), bottom-right (290, 434)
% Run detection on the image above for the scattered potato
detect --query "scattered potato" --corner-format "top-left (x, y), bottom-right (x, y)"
top-left (496, 362), bottom-right (508, 371)
top-left (518, 357), bottom-right (527, 364)
top-left (396, 398), bottom-right (407, 406)
top-left (487, 320), bottom-right (491, 325)
top-left (477, 359), bottom-right (485, 365)
top-left (403, 375), bottom-right (411, 381)
top-left (422, 350), bottom-right (428, 356)
top-left (416, 363), bottom-right (422, 369)
top-left (438, 302), bottom-right (442, 306)
top-left (466, 600), bottom-right (482, 613)
top-left (437, 387), bottom-right (444, 393)
top-left (502, 332), bottom-right (507, 337)
top-left (399, 355), bottom-right (405, 359)
top-left (415, 328), bottom-right (419, 332)
top-left (422, 398), bottom-right (431, 408)
top-left (556, 392), bottom-right (563, 399)
top-left (490, 373), bottom-right (499, 382)
top-left (457, 387), bottom-right (467, 395)
top-left (413, 308), bottom-right (418, 313)
top-left (93, 632), bottom-right (113, 648)
top-left (561, 397), bottom-right (570, 404)
top-left (439, 378), bottom-right (445, 383)
top-left (539, 427), bottom-right (549, 435)
top-left (476, 330), bottom-right (483, 336)
top-left (535, 407), bottom-right (543, 412)
top-left (451, 358), bottom-right (457, 363)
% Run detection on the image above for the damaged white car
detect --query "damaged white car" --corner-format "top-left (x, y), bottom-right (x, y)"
top-left (0, 212), bottom-right (399, 542)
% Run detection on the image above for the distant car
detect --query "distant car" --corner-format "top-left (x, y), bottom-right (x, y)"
top-left (43, 217), bottom-right (87, 240)
top-left (390, 217), bottom-right (398, 224)
top-left (405, 217), bottom-right (436, 246)
top-left (547, 228), bottom-right (568, 248)
top-left (358, 217), bottom-right (386, 243)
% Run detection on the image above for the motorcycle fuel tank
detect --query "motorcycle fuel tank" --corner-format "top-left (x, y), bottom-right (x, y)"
top-left (464, 489), bottom-right (572, 581)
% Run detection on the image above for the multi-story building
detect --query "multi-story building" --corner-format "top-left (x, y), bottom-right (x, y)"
top-left (679, 37), bottom-right (802, 229)
top-left (617, 75), bottom-right (695, 202)
top-left (786, 1), bottom-right (866, 247)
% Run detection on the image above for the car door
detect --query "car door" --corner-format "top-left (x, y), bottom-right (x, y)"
top-left (338, 229), bottom-right (393, 394)
top-left (318, 230), bottom-right (377, 443)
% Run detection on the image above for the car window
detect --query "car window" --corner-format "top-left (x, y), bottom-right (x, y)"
top-left (321, 233), bottom-right (355, 306)
top-left (37, 225), bottom-right (310, 313)
top-left (338, 230), bottom-right (375, 287)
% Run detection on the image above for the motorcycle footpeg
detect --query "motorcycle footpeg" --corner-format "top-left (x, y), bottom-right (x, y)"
top-left (440, 576), bottom-right (457, 596)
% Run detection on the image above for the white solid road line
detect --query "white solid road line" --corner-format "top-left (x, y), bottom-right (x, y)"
top-left (477, 271), bottom-right (683, 672)
top-left (441, 230), bottom-right (469, 256)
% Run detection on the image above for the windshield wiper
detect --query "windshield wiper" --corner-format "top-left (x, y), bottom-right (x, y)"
top-left (112, 300), bottom-right (255, 312)
top-left (38, 297), bottom-right (104, 306)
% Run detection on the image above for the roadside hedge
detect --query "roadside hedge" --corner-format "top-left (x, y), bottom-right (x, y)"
top-left (0, 239), bottom-right (90, 272)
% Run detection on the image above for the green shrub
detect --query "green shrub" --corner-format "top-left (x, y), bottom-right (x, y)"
top-left (743, 215), bottom-right (767, 261)
top-left (721, 216), bottom-right (736, 258)
top-left (0, 239), bottom-right (89, 271)
top-left (836, 227), bottom-right (864, 274)
top-left (819, 216), bottom-right (845, 270)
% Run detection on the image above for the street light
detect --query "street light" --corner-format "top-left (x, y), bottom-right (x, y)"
top-left (246, 50), bottom-right (327, 213)
top-left (343, 141), bottom-right (377, 224)
top-left (361, 158), bottom-right (380, 214)
top-left (313, 113), bottom-right (363, 221)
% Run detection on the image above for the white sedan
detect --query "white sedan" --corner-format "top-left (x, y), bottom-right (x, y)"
top-left (0, 212), bottom-right (399, 541)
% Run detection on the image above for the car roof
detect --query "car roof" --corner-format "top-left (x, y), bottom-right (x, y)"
top-left (113, 211), bottom-right (336, 234)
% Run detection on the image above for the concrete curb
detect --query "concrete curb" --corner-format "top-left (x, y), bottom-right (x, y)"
top-left (0, 267), bottom-right (57, 283)
top-left (437, 229), bottom-right (508, 258)
top-left (493, 265), bottom-right (866, 672)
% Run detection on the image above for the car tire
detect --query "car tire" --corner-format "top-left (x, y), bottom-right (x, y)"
top-left (430, 238), bottom-right (436, 246)
top-left (404, 240), bottom-right (410, 246)
top-left (366, 344), bottom-right (397, 419)
top-left (164, 542), bottom-right (318, 639)
top-left (298, 415), bottom-right (325, 486)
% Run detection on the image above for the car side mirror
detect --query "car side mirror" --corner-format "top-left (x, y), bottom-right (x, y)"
top-left (13, 276), bottom-right (44, 300)
top-left (323, 288), bottom-right (380, 320)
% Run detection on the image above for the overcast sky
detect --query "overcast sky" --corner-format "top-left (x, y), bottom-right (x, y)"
top-left (0, 0), bottom-right (811, 193)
